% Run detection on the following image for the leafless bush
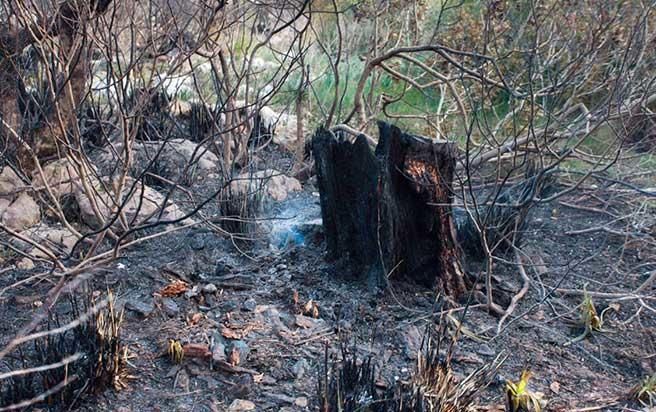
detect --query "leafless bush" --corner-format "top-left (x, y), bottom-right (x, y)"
top-left (0, 0), bottom-right (310, 403)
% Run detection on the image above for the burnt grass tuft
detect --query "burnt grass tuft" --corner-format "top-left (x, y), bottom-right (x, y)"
top-left (0, 292), bottom-right (129, 410)
top-left (318, 324), bottom-right (502, 412)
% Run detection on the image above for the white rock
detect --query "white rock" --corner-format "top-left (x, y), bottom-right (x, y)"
top-left (17, 225), bottom-right (79, 258)
top-left (0, 167), bottom-right (23, 196)
top-left (230, 169), bottom-right (301, 202)
top-left (97, 139), bottom-right (218, 183)
top-left (228, 399), bottom-right (256, 411)
top-left (75, 179), bottom-right (188, 230)
top-left (1, 193), bottom-right (40, 231)
top-left (32, 158), bottom-right (98, 199)
top-left (294, 397), bottom-right (308, 408)
top-left (17, 257), bottom-right (35, 270)
top-left (257, 107), bottom-right (305, 150)
top-left (0, 198), bottom-right (10, 216)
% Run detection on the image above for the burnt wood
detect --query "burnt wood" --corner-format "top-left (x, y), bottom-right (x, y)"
top-left (312, 121), bottom-right (466, 297)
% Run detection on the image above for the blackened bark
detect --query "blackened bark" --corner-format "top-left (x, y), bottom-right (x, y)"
top-left (312, 121), bottom-right (466, 298)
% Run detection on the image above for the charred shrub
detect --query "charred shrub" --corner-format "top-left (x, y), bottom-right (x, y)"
top-left (318, 325), bottom-right (502, 412)
top-left (0, 292), bottom-right (130, 410)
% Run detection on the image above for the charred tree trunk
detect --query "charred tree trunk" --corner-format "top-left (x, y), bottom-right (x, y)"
top-left (312, 122), bottom-right (466, 298)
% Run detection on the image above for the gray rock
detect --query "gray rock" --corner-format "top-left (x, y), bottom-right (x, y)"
top-left (161, 298), bottom-right (180, 317)
top-left (243, 298), bottom-right (257, 312)
top-left (212, 341), bottom-right (226, 363)
top-left (189, 236), bottom-right (205, 250)
top-left (477, 343), bottom-right (496, 357)
top-left (75, 177), bottom-right (188, 231)
top-left (403, 325), bottom-right (422, 360)
top-left (227, 340), bottom-right (250, 362)
top-left (125, 298), bottom-right (155, 317)
top-left (97, 139), bottom-right (219, 184)
top-left (221, 300), bottom-right (239, 312)
top-left (292, 358), bottom-right (310, 380)
top-left (215, 261), bottom-right (230, 276)
top-left (184, 286), bottom-right (200, 299)
top-left (203, 283), bottom-right (218, 294)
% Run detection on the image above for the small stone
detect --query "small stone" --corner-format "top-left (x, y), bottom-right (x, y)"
top-left (243, 298), bottom-right (257, 312)
top-left (227, 340), bottom-right (250, 365)
top-left (184, 286), bottom-right (200, 299)
top-left (212, 341), bottom-right (227, 362)
top-left (259, 375), bottom-right (276, 385)
top-left (17, 257), bottom-right (35, 270)
top-left (166, 365), bottom-right (181, 378)
top-left (125, 298), bottom-right (155, 317)
top-left (292, 358), bottom-right (309, 380)
top-left (0, 167), bottom-right (22, 196)
top-left (211, 331), bottom-right (227, 362)
top-left (276, 264), bottom-right (288, 270)
top-left (221, 300), bottom-right (239, 312)
top-left (477, 343), bottom-right (495, 357)
top-left (215, 261), bottom-right (230, 276)
top-left (294, 314), bottom-right (324, 329)
top-left (403, 325), bottom-right (422, 360)
top-left (189, 236), bottom-right (205, 250)
top-left (204, 294), bottom-right (218, 308)
top-left (203, 283), bottom-right (218, 294)
top-left (228, 399), bottom-right (255, 411)
top-left (294, 397), bottom-right (308, 408)
top-left (161, 298), bottom-right (180, 317)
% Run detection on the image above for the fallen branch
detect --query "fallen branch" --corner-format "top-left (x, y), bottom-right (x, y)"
top-left (497, 252), bottom-right (531, 334)
top-left (330, 124), bottom-right (376, 146)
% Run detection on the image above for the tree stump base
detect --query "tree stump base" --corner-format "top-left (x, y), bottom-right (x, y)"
top-left (312, 122), bottom-right (466, 298)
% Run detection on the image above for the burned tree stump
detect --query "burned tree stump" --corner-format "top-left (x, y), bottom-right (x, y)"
top-left (312, 122), bottom-right (466, 298)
